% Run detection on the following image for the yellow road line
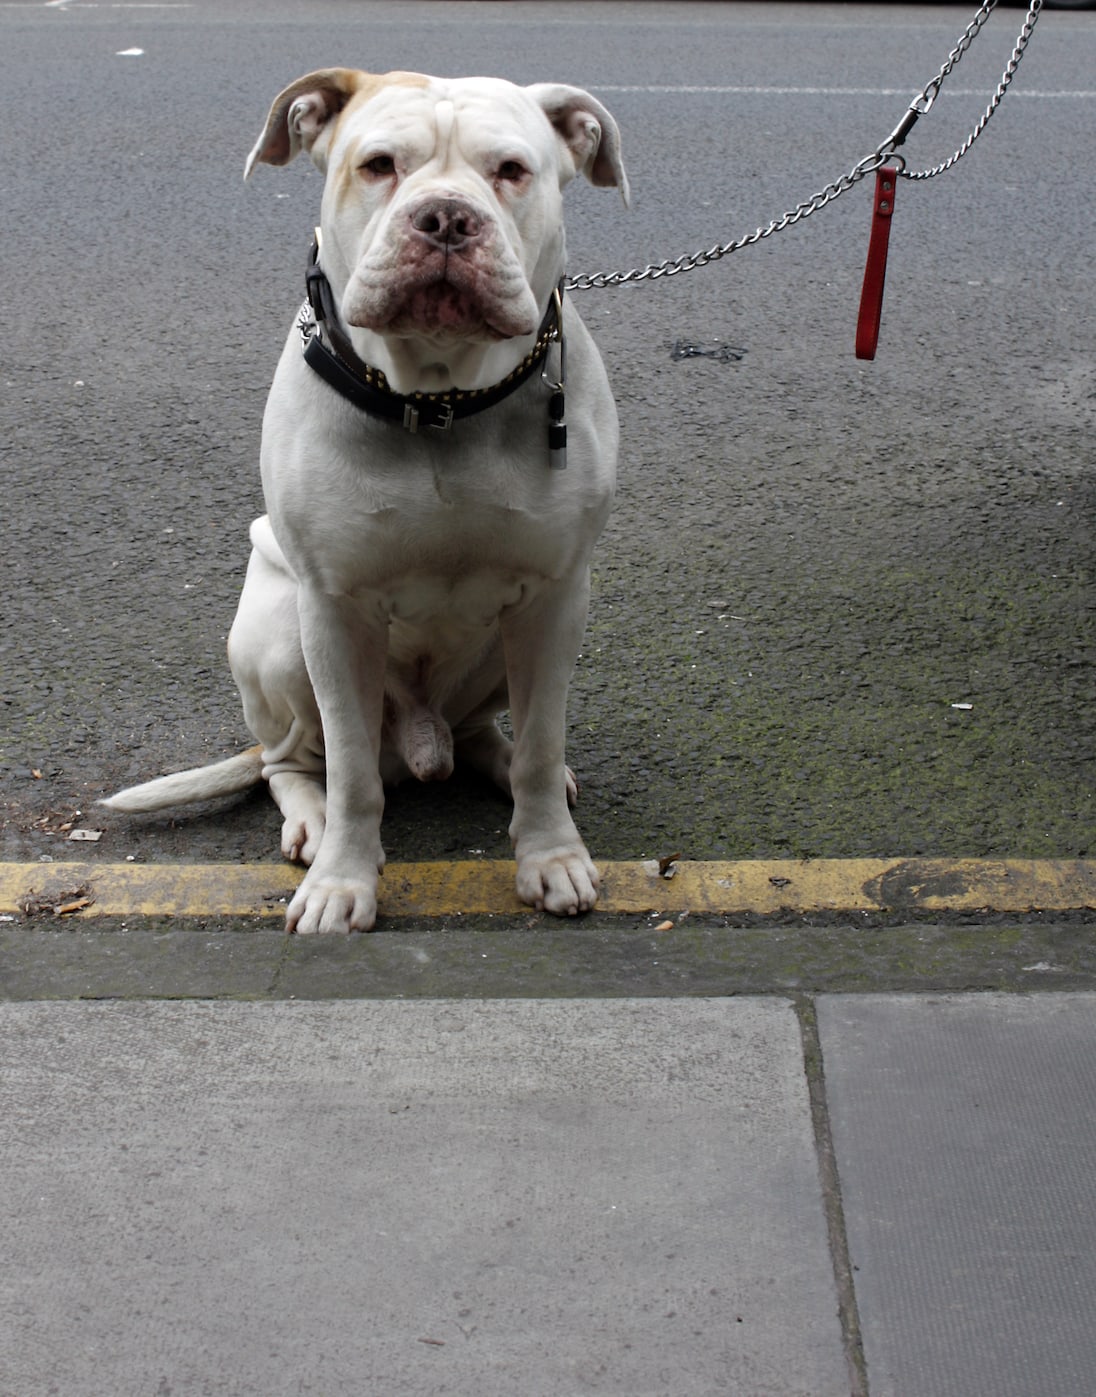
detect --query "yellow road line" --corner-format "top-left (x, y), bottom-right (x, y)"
top-left (1, 858), bottom-right (1094, 919)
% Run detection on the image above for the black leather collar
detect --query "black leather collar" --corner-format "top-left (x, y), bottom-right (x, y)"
top-left (300, 234), bottom-right (565, 438)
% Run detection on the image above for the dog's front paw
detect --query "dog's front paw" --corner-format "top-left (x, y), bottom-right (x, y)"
top-left (516, 846), bottom-right (600, 918)
top-left (286, 868), bottom-right (378, 935)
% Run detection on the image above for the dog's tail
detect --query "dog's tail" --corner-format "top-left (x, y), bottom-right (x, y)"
top-left (100, 745), bottom-right (265, 813)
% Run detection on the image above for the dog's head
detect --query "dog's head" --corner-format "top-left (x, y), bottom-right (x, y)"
top-left (247, 70), bottom-right (628, 393)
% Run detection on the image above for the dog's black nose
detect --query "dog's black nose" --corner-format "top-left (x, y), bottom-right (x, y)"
top-left (409, 198), bottom-right (485, 250)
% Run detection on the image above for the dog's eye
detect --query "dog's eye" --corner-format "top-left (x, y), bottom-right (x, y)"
top-left (361, 154), bottom-right (396, 179)
top-left (496, 160), bottom-right (527, 184)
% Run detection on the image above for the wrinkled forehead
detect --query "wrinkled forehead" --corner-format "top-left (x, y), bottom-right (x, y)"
top-left (338, 75), bottom-right (552, 161)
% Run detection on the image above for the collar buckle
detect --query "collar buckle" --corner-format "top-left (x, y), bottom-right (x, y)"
top-left (403, 401), bottom-right (455, 434)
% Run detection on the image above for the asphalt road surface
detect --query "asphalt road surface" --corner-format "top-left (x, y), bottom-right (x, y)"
top-left (2, 0), bottom-right (1093, 873)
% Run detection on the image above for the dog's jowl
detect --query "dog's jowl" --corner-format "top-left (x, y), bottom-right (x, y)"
top-left (103, 69), bottom-right (629, 934)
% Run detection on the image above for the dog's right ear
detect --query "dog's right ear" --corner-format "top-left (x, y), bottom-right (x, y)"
top-left (245, 68), bottom-right (364, 178)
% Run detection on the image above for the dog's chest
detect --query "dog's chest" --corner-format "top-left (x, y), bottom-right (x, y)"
top-left (384, 566), bottom-right (526, 632)
top-left (291, 430), bottom-right (604, 595)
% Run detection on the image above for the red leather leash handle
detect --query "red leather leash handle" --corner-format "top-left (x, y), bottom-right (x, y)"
top-left (855, 165), bottom-right (900, 361)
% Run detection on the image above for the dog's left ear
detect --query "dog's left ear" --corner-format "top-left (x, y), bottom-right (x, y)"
top-left (245, 67), bottom-right (366, 177)
top-left (528, 85), bottom-right (630, 207)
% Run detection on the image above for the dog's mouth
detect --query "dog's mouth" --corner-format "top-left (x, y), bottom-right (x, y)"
top-left (347, 254), bottom-right (537, 344)
top-left (399, 280), bottom-right (500, 337)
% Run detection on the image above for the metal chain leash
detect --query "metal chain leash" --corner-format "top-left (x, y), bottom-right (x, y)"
top-left (565, 0), bottom-right (1042, 292)
top-left (901, 0), bottom-right (1043, 180)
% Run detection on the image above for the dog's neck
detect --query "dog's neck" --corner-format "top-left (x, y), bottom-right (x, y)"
top-left (346, 330), bottom-right (537, 398)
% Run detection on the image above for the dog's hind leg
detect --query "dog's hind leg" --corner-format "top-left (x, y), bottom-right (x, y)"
top-left (455, 721), bottom-right (512, 794)
top-left (456, 721), bottom-right (579, 807)
top-left (228, 524), bottom-right (328, 864)
top-left (268, 768), bottom-right (326, 864)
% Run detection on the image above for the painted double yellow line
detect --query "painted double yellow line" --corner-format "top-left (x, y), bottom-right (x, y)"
top-left (1, 858), bottom-right (1093, 919)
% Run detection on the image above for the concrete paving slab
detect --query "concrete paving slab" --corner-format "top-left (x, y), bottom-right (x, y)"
top-left (818, 993), bottom-right (1096, 1397)
top-left (0, 998), bottom-right (848, 1396)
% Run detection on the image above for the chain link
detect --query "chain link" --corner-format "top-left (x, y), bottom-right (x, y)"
top-left (566, 0), bottom-right (1042, 292)
top-left (566, 151), bottom-right (884, 291)
top-left (901, 0), bottom-right (1043, 180)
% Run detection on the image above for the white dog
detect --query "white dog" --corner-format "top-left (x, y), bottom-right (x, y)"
top-left (103, 69), bottom-right (628, 934)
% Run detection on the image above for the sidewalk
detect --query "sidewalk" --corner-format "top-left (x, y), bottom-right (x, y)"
top-left (2, 930), bottom-right (1094, 1395)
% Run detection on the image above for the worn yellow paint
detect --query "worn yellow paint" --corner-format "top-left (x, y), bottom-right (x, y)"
top-left (1, 858), bottom-right (1094, 920)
